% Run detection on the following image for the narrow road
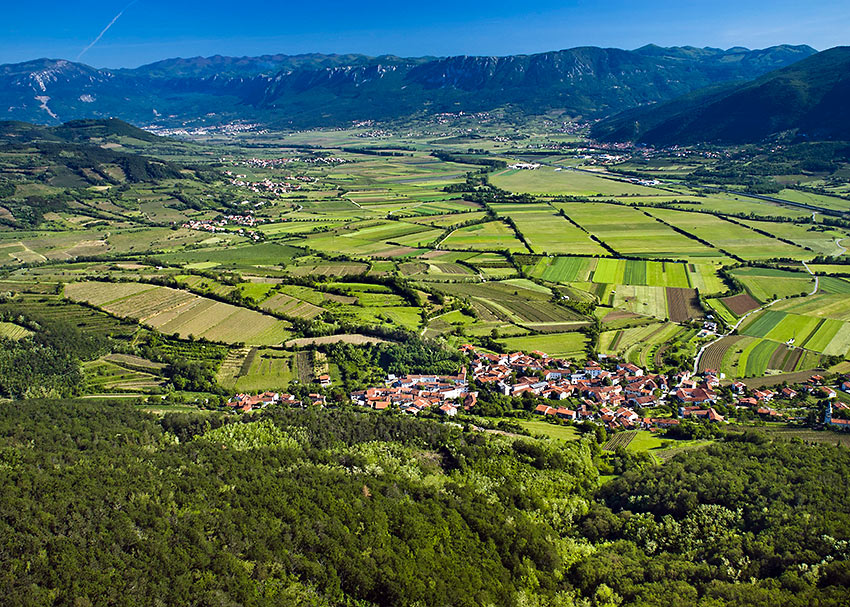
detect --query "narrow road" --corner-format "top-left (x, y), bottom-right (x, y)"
top-left (834, 237), bottom-right (848, 257)
top-left (693, 260), bottom-right (818, 374)
top-left (433, 227), bottom-right (455, 250)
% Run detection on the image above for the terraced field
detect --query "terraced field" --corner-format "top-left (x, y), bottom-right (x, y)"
top-left (0, 321), bottom-right (33, 340)
top-left (260, 292), bottom-right (324, 319)
top-left (64, 281), bottom-right (292, 345)
top-left (0, 292), bottom-right (138, 337)
top-left (83, 356), bottom-right (165, 393)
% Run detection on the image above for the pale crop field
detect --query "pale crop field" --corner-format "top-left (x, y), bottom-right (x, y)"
top-left (65, 281), bottom-right (292, 345)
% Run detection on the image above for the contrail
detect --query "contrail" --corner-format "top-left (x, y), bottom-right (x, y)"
top-left (77, 1), bottom-right (137, 60)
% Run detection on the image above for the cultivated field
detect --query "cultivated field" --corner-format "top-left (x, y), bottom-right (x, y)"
top-left (440, 220), bottom-right (528, 252)
top-left (496, 332), bottom-right (588, 358)
top-left (490, 168), bottom-right (666, 196)
top-left (64, 281), bottom-right (292, 345)
top-left (555, 202), bottom-right (723, 260)
top-left (647, 208), bottom-right (809, 261)
top-left (490, 204), bottom-right (608, 255)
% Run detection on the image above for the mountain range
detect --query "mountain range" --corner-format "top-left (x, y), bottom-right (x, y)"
top-left (0, 44), bottom-right (816, 130)
top-left (591, 46), bottom-right (850, 145)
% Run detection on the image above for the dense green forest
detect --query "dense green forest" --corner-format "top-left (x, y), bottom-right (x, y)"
top-left (0, 402), bottom-right (848, 606)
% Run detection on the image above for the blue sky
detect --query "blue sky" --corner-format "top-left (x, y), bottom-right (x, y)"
top-left (2, 0), bottom-right (847, 67)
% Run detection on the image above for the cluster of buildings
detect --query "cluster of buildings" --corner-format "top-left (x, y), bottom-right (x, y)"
top-left (237, 158), bottom-right (298, 168)
top-left (349, 369), bottom-right (474, 417)
top-left (227, 391), bottom-right (326, 412)
top-left (229, 346), bottom-right (850, 435)
top-left (181, 214), bottom-right (265, 240)
top-left (234, 156), bottom-right (347, 168)
top-left (226, 174), bottom-right (305, 197)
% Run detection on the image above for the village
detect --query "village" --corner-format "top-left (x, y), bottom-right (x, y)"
top-left (181, 213), bottom-right (266, 240)
top-left (227, 345), bottom-right (850, 434)
top-left (225, 172), bottom-right (312, 197)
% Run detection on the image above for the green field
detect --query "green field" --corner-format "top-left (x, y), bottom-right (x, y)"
top-left (441, 220), bottom-right (528, 252)
top-left (516, 420), bottom-right (581, 442)
top-left (647, 208), bottom-right (809, 261)
top-left (491, 205), bottom-right (607, 255)
top-left (490, 168), bottom-right (667, 196)
top-left (2, 117), bottom-right (850, 404)
top-left (555, 202), bottom-right (723, 260)
top-left (530, 256), bottom-right (596, 283)
top-left (497, 332), bottom-right (588, 358)
top-left (731, 267), bottom-right (814, 302)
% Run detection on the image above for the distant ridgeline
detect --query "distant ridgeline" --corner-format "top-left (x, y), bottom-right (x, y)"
top-left (0, 45), bottom-right (816, 130)
top-left (592, 46), bottom-right (850, 144)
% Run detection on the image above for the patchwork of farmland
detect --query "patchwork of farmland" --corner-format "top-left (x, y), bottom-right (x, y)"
top-left (555, 202), bottom-right (722, 259)
top-left (598, 321), bottom-right (683, 369)
top-left (64, 281), bottom-right (292, 346)
top-left (304, 220), bottom-right (436, 255)
top-left (490, 204), bottom-right (607, 255)
top-left (699, 335), bottom-right (820, 377)
top-left (490, 167), bottom-right (666, 196)
top-left (739, 308), bottom-right (850, 356)
top-left (433, 280), bottom-right (586, 330)
top-left (646, 208), bottom-right (809, 261)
